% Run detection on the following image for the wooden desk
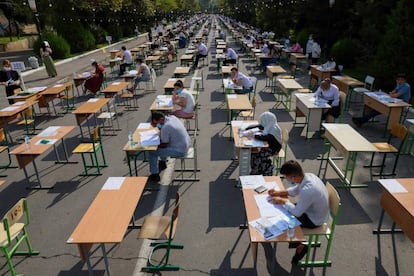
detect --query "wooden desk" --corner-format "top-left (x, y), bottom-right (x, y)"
top-left (163, 78), bottom-right (185, 95)
top-left (242, 176), bottom-right (305, 274)
top-left (374, 178), bottom-right (414, 243)
top-left (173, 66), bottom-right (191, 77)
top-left (331, 75), bottom-right (364, 110)
top-left (109, 57), bottom-right (122, 74)
top-left (123, 124), bottom-right (159, 176)
top-left (0, 101), bottom-right (38, 144)
top-left (145, 55), bottom-right (161, 67)
top-left (101, 81), bottom-right (129, 98)
top-left (67, 177), bottom-right (147, 275)
top-left (221, 66), bottom-right (232, 78)
top-left (276, 78), bottom-right (303, 111)
top-left (363, 92), bottom-right (410, 133)
top-left (216, 54), bottom-right (226, 71)
top-left (320, 123), bottom-right (378, 188)
top-left (265, 66), bottom-right (286, 90)
top-left (7, 86), bottom-right (46, 103)
top-left (289, 53), bottom-right (307, 65)
top-left (149, 95), bottom-right (173, 113)
top-left (40, 84), bottom-right (69, 116)
top-left (295, 93), bottom-right (331, 139)
top-left (310, 65), bottom-right (335, 88)
top-left (180, 54), bottom-right (194, 67)
top-left (226, 94), bottom-right (252, 125)
top-left (223, 78), bottom-right (243, 94)
top-left (72, 98), bottom-right (111, 138)
top-left (9, 126), bottom-right (76, 189)
top-left (109, 49), bottom-right (120, 59)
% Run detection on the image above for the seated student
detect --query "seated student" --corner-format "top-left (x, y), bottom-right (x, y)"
top-left (352, 73), bottom-right (411, 127)
top-left (84, 59), bottom-right (105, 95)
top-left (222, 46), bottom-right (238, 66)
top-left (172, 80), bottom-right (195, 119)
top-left (119, 46), bottom-right (132, 75)
top-left (314, 79), bottom-right (341, 124)
top-left (261, 44), bottom-right (278, 71)
top-left (245, 112), bottom-right (282, 176)
top-left (266, 160), bottom-right (330, 268)
top-left (165, 41), bottom-right (176, 62)
top-left (193, 40), bottom-right (208, 69)
top-left (289, 40), bottom-right (303, 53)
top-left (127, 58), bottom-right (151, 92)
top-left (0, 59), bottom-right (22, 104)
top-left (230, 67), bottom-right (253, 94)
top-left (322, 57), bottom-right (341, 76)
top-left (148, 112), bottom-right (191, 182)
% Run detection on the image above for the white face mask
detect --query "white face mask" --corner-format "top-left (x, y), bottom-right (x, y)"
top-left (4, 66), bottom-right (11, 71)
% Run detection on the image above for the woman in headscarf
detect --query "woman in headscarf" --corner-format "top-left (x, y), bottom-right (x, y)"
top-left (40, 41), bottom-right (57, 77)
top-left (245, 111), bottom-right (282, 175)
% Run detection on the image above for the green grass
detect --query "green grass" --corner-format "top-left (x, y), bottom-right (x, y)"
top-left (0, 36), bottom-right (33, 43)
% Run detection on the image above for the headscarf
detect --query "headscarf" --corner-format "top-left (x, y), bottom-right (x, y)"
top-left (259, 111), bottom-right (282, 144)
top-left (43, 41), bottom-right (50, 47)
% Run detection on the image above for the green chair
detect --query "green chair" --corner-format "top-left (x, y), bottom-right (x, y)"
top-left (0, 128), bottom-right (16, 176)
top-left (299, 182), bottom-right (341, 267)
top-left (173, 130), bottom-right (200, 181)
top-left (60, 82), bottom-right (76, 112)
top-left (72, 127), bottom-right (107, 176)
top-left (0, 198), bottom-right (39, 276)
top-left (138, 193), bottom-right (184, 271)
top-left (16, 107), bottom-right (36, 136)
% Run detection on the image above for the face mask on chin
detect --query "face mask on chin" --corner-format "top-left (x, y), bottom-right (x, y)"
top-left (156, 123), bottom-right (163, 129)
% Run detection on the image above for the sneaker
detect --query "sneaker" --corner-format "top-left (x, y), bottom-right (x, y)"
top-left (158, 160), bottom-right (167, 172)
top-left (352, 117), bottom-right (363, 127)
top-left (148, 174), bottom-right (160, 182)
top-left (291, 244), bottom-right (308, 265)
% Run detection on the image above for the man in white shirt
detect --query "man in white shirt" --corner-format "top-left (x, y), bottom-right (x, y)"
top-left (223, 46), bottom-right (238, 66)
top-left (119, 46), bottom-right (132, 75)
top-left (230, 67), bottom-right (253, 95)
top-left (314, 79), bottom-right (340, 123)
top-left (193, 40), bottom-right (208, 69)
top-left (127, 58), bottom-right (151, 92)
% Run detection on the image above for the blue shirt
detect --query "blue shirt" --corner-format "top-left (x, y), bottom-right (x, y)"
top-left (395, 82), bottom-right (411, 103)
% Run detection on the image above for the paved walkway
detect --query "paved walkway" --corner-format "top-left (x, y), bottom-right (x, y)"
top-left (1, 16), bottom-right (413, 276)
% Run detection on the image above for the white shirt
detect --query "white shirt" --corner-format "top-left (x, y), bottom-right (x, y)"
top-left (234, 71), bottom-right (252, 89)
top-left (306, 39), bottom-right (313, 54)
top-left (226, 48), bottom-right (238, 60)
top-left (311, 42), bottom-right (321, 58)
top-left (197, 43), bottom-right (208, 55)
top-left (178, 89), bottom-right (195, 114)
top-left (314, 83), bottom-right (340, 106)
top-left (123, 50), bottom-right (132, 64)
top-left (285, 173), bottom-right (330, 226)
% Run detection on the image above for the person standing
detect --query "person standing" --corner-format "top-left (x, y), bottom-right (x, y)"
top-left (148, 112), bottom-right (190, 182)
top-left (0, 59), bottom-right (22, 104)
top-left (40, 41), bottom-right (57, 77)
top-left (311, 37), bottom-right (321, 65)
top-left (119, 46), bottom-right (133, 76)
top-left (83, 59), bottom-right (105, 95)
top-left (306, 34), bottom-right (314, 69)
top-left (172, 80), bottom-right (195, 119)
top-left (266, 160), bottom-right (329, 267)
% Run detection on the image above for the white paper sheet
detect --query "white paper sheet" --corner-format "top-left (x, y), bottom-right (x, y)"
top-left (35, 138), bottom-right (58, 145)
top-left (227, 94), bottom-right (237, 99)
top-left (254, 194), bottom-right (292, 219)
top-left (378, 179), bottom-right (408, 193)
top-left (231, 121), bottom-right (243, 127)
top-left (87, 98), bottom-right (99, 102)
top-left (112, 82), bottom-right (121, 85)
top-left (137, 123), bottom-right (151, 129)
top-left (1, 106), bottom-right (19, 112)
top-left (102, 177), bottom-right (125, 190)
top-left (249, 217), bottom-right (284, 240)
top-left (139, 130), bottom-right (160, 146)
top-left (38, 126), bottom-right (60, 137)
top-left (240, 175), bottom-right (266, 189)
top-left (54, 84), bottom-right (64, 87)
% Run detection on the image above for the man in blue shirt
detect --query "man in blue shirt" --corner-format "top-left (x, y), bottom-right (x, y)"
top-left (352, 73), bottom-right (411, 126)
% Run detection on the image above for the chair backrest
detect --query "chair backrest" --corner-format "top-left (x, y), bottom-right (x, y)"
top-left (3, 199), bottom-right (27, 231)
top-left (364, 75), bottom-right (375, 90)
top-left (281, 128), bottom-right (289, 145)
top-left (338, 65), bottom-right (344, 72)
top-left (0, 128), bottom-right (8, 145)
top-left (251, 95), bottom-right (257, 108)
top-left (13, 88), bottom-right (22, 95)
top-left (91, 127), bottom-right (101, 143)
top-left (390, 123), bottom-right (407, 142)
top-left (326, 182), bottom-right (341, 216)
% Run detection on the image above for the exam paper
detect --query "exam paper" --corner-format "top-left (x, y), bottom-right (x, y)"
top-left (102, 177), bottom-right (125, 190)
top-left (140, 130), bottom-right (160, 146)
top-left (38, 126), bottom-right (60, 137)
top-left (378, 179), bottom-right (408, 193)
top-left (87, 98), bottom-right (99, 102)
top-left (137, 123), bottom-right (151, 129)
top-left (240, 175), bottom-right (266, 189)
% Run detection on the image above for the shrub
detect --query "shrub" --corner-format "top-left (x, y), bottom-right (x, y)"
top-left (33, 32), bottom-right (70, 59)
top-left (296, 30), bottom-right (309, 51)
top-left (330, 38), bottom-right (358, 67)
top-left (90, 24), bottom-right (108, 45)
top-left (56, 22), bottom-right (96, 53)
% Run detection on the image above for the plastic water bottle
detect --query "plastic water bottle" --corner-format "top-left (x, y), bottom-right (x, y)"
top-left (24, 135), bottom-right (31, 151)
top-left (287, 215), bottom-right (296, 238)
top-left (128, 131), bottom-right (133, 147)
top-left (314, 93), bottom-right (319, 104)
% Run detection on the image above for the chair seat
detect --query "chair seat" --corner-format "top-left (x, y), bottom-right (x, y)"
top-left (0, 145), bottom-right (8, 153)
top-left (98, 112), bottom-right (116, 119)
top-left (138, 216), bottom-right (171, 239)
top-left (121, 93), bottom-right (134, 98)
top-left (353, 87), bottom-right (369, 93)
top-left (239, 110), bottom-right (253, 118)
top-left (296, 88), bottom-right (312, 93)
top-left (372, 142), bottom-right (398, 153)
top-left (301, 222), bottom-right (331, 236)
top-left (72, 143), bottom-right (101, 153)
top-left (0, 222), bottom-right (24, 247)
top-left (17, 119), bottom-right (34, 125)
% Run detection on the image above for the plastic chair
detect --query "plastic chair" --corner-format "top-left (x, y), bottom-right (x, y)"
top-left (0, 198), bottom-right (39, 276)
top-left (138, 193), bottom-right (184, 272)
top-left (299, 182), bottom-right (341, 267)
top-left (72, 127), bottom-right (107, 176)
top-left (173, 130), bottom-right (200, 182)
top-left (0, 128), bottom-right (16, 176)
top-left (273, 129), bottom-right (289, 175)
top-left (364, 123), bottom-right (407, 177)
top-left (354, 75), bottom-right (375, 93)
top-left (16, 107), bottom-right (36, 136)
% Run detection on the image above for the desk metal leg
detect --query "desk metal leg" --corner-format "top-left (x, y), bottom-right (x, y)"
top-left (25, 158), bottom-right (53, 190)
top-left (100, 243), bottom-right (111, 276)
top-left (81, 244), bottom-right (94, 276)
top-left (54, 139), bottom-right (78, 164)
top-left (373, 209), bottom-right (403, 235)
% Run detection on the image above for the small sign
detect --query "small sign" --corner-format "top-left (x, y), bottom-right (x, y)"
top-left (11, 61), bottom-right (26, 72)
top-left (105, 36), bottom-right (112, 44)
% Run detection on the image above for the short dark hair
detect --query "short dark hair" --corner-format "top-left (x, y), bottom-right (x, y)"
top-left (230, 67), bottom-right (238, 72)
top-left (174, 80), bottom-right (184, 88)
top-left (151, 111), bottom-right (165, 122)
top-left (279, 160), bottom-right (304, 177)
top-left (121, 46), bottom-right (126, 51)
top-left (136, 58), bottom-right (143, 63)
top-left (396, 73), bottom-right (406, 80)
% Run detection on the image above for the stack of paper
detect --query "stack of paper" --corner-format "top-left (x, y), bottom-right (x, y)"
top-left (139, 130), bottom-right (160, 146)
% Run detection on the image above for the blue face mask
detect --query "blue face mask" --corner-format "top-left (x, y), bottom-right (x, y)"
top-left (176, 89), bottom-right (182, 95)
top-left (156, 123), bottom-right (163, 129)
top-left (286, 180), bottom-right (295, 186)
top-left (260, 122), bottom-right (265, 128)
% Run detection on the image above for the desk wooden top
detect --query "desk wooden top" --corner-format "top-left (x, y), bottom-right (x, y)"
top-left (295, 93), bottom-right (330, 109)
top-left (123, 124), bottom-right (159, 152)
top-left (174, 67), bottom-right (191, 75)
top-left (163, 78), bottom-right (186, 89)
top-left (67, 177), bottom-right (147, 244)
top-left (266, 66), bottom-right (286, 77)
top-left (290, 53), bottom-right (307, 59)
top-left (10, 126), bottom-right (76, 156)
top-left (7, 87), bottom-right (47, 101)
top-left (380, 178), bottom-right (414, 242)
top-left (0, 101), bottom-right (37, 118)
top-left (332, 75), bottom-right (364, 87)
top-left (180, 54), bottom-right (194, 60)
top-left (231, 120), bottom-right (269, 149)
top-left (102, 82), bottom-right (129, 93)
top-left (149, 95), bottom-right (173, 111)
top-left (242, 176), bottom-right (305, 243)
top-left (277, 78), bottom-right (303, 90)
top-left (72, 98), bottom-right (110, 115)
top-left (41, 84), bottom-right (68, 95)
top-left (323, 123), bottom-right (378, 154)
top-left (145, 55), bottom-right (161, 62)
top-left (227, 94), bottom-right (252, 110)
top-left (364, 91), bottom-right (411, 108)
